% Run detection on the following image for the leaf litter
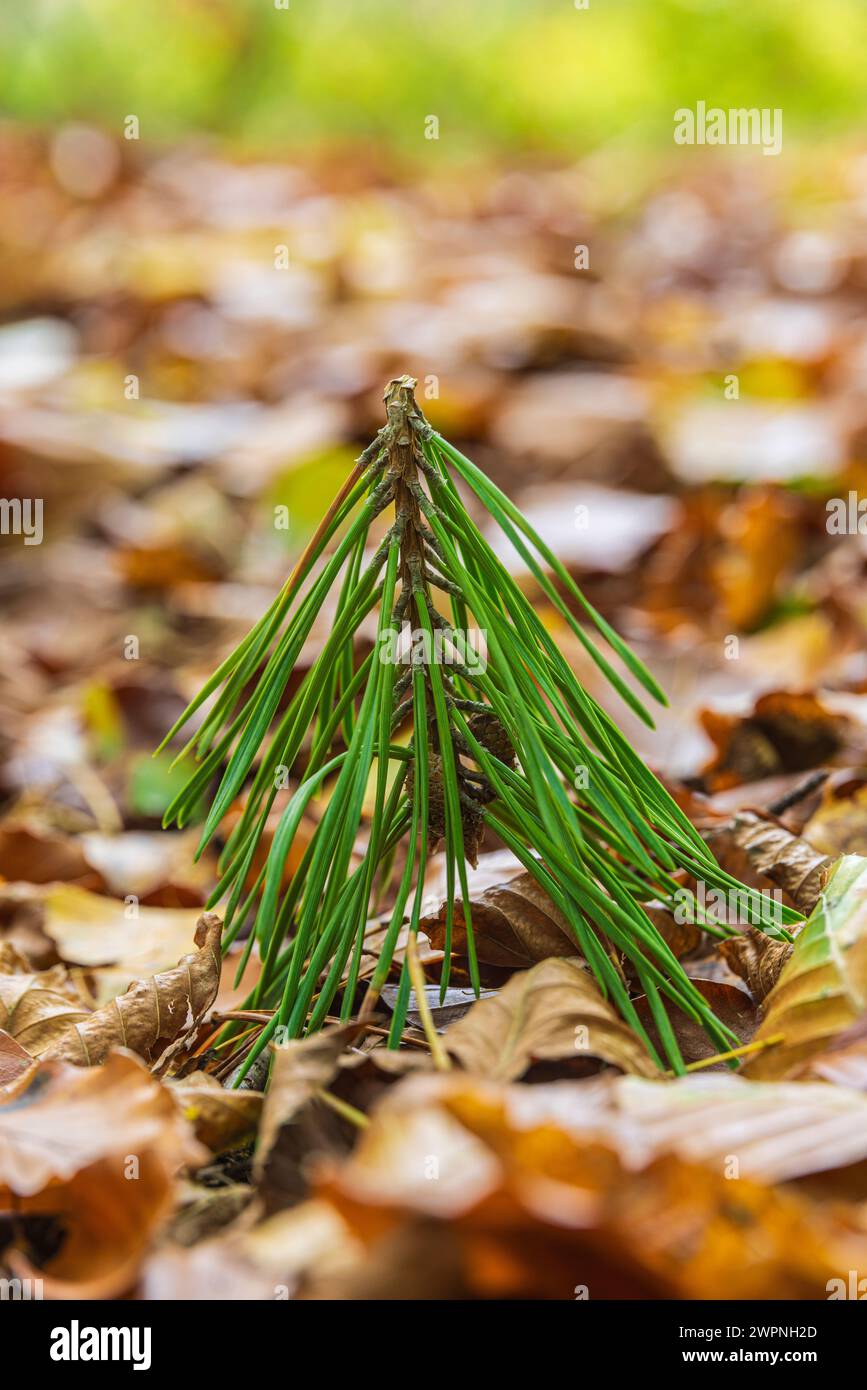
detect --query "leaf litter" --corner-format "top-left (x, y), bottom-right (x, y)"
top-left (4, 131), bottom-right (867, 1299)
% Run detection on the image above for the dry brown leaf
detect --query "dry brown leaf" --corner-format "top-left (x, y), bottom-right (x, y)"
top-left (420, 857), bottom-right (698, 971)
top-left (485, 1071), bottom-right (867, 1186)
top-left (38, 883), bottom-right (208, 1005)
top-left (255, 1022), bottom-right (369, 1212)
top-left (0, 943), bottom-right (93, 1055)
top-left (634, 979), bottom-right (758, 1067)
top-left (34, 911), bottom-right (222, 1067)
top-left (700, 691), bottom-right (851, 791)
top-left (421, 866), bottom-right (574, 968)
top-left (794, 1017), bottom-right (867, 1090)
top-left (0, 1050), bottom-right (204, 1297)
top-left (0, 883), bottom-right (58, 968)
top-left (0, 1029), bottom-right (37, 1092)
top-left (445, 956), bottom-right (658, 1081)
top-left (330, 1043), bottom-right (432, 1124)
top-left (169, 1071), bottom-right (263, 1153)
top-left (719, 928), bottom-right (793, 1002)
top-left (745, 855), bottom-right (867, 1080)
top-left (0, 823), bottom-right (95, 886)
top-left (728, 810), bottom-right (831, 914)
top-left (638, 899), bottom-right (704, 961)
top-left (327, 1064), bottom-right (867, 1192)
top-left (801, 774), bottom-right (867, 858)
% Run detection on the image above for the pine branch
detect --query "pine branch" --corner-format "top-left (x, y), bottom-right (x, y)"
top-left (159, 375), bottom-right (803, 1081)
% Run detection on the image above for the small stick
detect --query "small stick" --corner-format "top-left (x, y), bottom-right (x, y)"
top-left (668, 1032), bottom-right (785, 1076)
top-left (213, 1009), bottom-right (274, 1025)
top-left (316, 1088), bottom-right (370, 1129)
top-left (767, 771), bottom-right (828, 818)
top-left (407, 935), bottom-right (451, 1071)
top-left (212, 1025), bottom-right (258, 1052)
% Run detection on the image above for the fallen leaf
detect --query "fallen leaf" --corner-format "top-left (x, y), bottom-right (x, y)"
top-left (794, 1017), bottom-right (867, 1090)
top-left (700, 691), bottom-right (850, 791)
top-left (0, 1030), bottom-right (37, 1092)
top-left (445, 957), bottom-right (658, 1081)
top-left (745, 855), bottom-right (867, 1080)
top-left (169, 1072), bottom-right (263, 1153)
top-left (0, 1050), bottom-right (204, 1296)
top-left (379, 982), bottom-right (497, 1031)
top-left (37, 883), bottom-right (207, 1005)
top-left (79, 829), bottom-right (211, 904)
top-left (316, 1073), bottom-right (867, 1299)
top-left (421, 868), bottom-right (576, 968)
top-left (719, 929), bottom-right (794, 1003)
top-left (633, 979), bottom-right (758, 1068)
top-left (420, 857), bottom-right (698, 971)
top-left (33, 911), bottom-right (222, 1068)
top-left (255, 1022), bottom-right (368, 1212)
top-left (725, 810), bottom-right (831, 914)
top-left (801, 774), bottom-right (867, 858)
top-left (0, 943), bottom-right (93, 1056)
top-left (0, 823), bottom-right (95, 886)
top-left (0, 883), bottom-right (60, 967)
top-left (484, 1071), bottom-right (867, 1186)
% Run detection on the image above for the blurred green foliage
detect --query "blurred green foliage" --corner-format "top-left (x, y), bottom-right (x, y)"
top-left (265, 446), bottom-right (360, 550)
top-left (3, 0), bottom-right (866, 154)
top-left (128, 751), bottom-right (201, 820)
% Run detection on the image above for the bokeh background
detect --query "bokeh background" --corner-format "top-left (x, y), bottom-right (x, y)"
top-left (3, 0), bottom-right (867, 903)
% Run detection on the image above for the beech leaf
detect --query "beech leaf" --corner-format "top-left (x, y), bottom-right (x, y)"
top-left (170, 1071), bottom-right (263, 1153)
top-left (745, 855), bottom-right (867, 1080)
top-left (316, 1073), bottom-right (867, 1299)
top-left (445, 956), bottom-right (658, 1080)
top-left (35, 911), bottom-right (223, 1068)
top-left (0, 1050), bottom-right (204, 1297)
top-left (255, 1022), bottom-right (369, 1212)
top-left (729, 810), bottom-right (831, 914)
top-left (0, 944), bottom-right (93, 1056)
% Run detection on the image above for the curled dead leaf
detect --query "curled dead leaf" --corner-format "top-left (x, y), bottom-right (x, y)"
top-left (445, 956), bottom-right (658, 1080)
top-left (719, 928), bottom-right (793, 1003)
top-left (421, 866), bottom-right (575, 968)
top-left (730, 810), bottom-right (831, 914)
top-left (255, 1022), bottom-right (369, 1212)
